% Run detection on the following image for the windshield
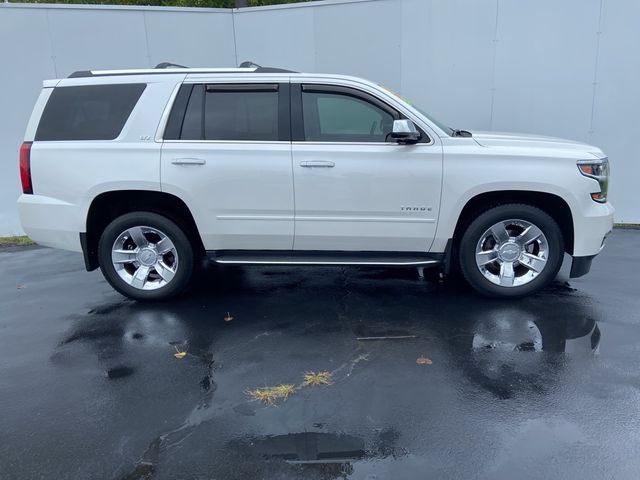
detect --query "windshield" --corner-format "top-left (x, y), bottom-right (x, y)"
top-left (378, 85), bottom-right (454, 135)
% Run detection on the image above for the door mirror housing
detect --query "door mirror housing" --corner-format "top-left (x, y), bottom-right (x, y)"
top-left (390, 119), bottom-right (421, 144)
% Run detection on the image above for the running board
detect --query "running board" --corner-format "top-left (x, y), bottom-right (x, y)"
top-left (208, 250), bottom-right (443, 267)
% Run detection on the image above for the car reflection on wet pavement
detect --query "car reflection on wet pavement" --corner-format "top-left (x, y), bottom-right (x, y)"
top-left (0, 230), bottom-right (639, 480)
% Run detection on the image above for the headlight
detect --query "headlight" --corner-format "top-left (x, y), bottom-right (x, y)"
top-left (577, 158), bottom-right (609, 203)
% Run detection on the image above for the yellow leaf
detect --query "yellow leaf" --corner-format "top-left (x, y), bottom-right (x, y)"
top-left (173, 345), bottom-right (187, 359)
top-left (416, 356), bottom-right (433, 365)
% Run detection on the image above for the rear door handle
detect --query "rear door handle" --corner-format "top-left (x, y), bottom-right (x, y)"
top-left (299, 160), bottom-right (335, 168)
top-left (171, 157), bottom-right (206, 166)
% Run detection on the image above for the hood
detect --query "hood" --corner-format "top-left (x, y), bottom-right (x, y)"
top-left (470, 131), bottom-right (603, 158)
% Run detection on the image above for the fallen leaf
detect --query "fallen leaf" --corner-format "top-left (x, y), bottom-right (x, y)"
top-left (173, 345), bottom-right (187, 359)
top-left (224, 312), bottom-right (234, 322)
top-left (416, 356), bottom-right (433, 365)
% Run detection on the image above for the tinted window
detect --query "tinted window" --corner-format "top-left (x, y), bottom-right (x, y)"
top-left (302, 91), bottom-right (395, 142)
top-left (177, 85), bottom-right (279, 141)
top-left (35, 84), bottom-right (146, 141)
top-left (180, 84), bottom-right (204, 140)
top-left (204, 87), bottom-right (279, 141)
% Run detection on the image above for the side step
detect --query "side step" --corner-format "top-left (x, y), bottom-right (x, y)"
top-left (208, 250), bottom-right (442, 267)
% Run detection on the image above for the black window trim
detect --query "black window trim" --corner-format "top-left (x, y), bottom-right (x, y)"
top-left (292, 83), bottom-right (431, 144)
top-left (162, 82), bottom-right (291, 143)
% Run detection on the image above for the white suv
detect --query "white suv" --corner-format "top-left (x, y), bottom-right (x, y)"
top-left (18, 63), bottom-right (614, 300)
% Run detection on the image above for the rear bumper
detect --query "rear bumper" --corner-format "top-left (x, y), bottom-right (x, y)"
top-left (17, 194), bottom-right (82, 252)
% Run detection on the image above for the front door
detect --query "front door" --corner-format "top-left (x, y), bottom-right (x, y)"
top-left (161, 81), bottom-right (294, 251)
top-left (291, 83), bottom-right (443, 252)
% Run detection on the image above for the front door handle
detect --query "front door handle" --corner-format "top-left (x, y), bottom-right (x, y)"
top-left (299, 160), bottom-right (335, 168)
top-left (171, 157), bottom-right (206, 166)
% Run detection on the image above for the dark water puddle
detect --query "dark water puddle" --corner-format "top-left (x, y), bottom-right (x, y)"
top-left (361, 268), bottom-right (424, 281)
top-left (352, 323), bottom-right (417, 341)
top-left (60, 325), bottom-right (124, 345)
top-left (539, 281), bottom-right (578, 297)
top-left (88, 301), bottom-right (131, 316)
top-left (251, 432), bottom-right (366, 463)
top-left (233, 402), bottom-right (256, 417)
top-left (118, 462), bottom-right (154, 480)
top-left (106, 366), bottom-right (135, 380)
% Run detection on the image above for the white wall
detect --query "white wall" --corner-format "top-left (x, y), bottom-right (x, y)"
top-left (235, 0), bottom-right (639, 224)
top-left (0, 0), bottom-right (638, 234)
top-left (0, 3), bottom-right (235, 234)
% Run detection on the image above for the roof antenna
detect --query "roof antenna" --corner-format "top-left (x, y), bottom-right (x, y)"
top-left (239, 61), bottom-right (261, 68)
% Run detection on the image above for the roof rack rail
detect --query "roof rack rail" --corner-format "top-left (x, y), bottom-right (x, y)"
top-left (239, 60), bottom-right (297, 73)
top-left (155, 62), bottom-right (187, 69)
top-left (66, 62), bottom-right (297, 79)
top-left (68, 70), bottom-right (93, 78)
top-left (239, 61), bottom-right (261, 68)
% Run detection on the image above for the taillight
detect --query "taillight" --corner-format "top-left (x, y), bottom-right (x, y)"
top-left (19, 142), bottom-right (33, 194)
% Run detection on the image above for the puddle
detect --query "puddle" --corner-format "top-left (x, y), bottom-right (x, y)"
top-left (105, 366), bottom-right (135, 380)
top-left (199, 374), bottom-right (216, 392)
top-left (452, 316), bottom-right (601, 399)
top-left (60, 325), bottom-right (124, 346)
top-left (233, 403), bottom-right (256, 417)
top-left (361, 268), bottom-right (424, 281)
top-left (118, 462), bottom-right (154, 480)
top-left (352, 323), bottom-right (417, 341)
top-left (539, 281), bottom-right (578, 297)
top-left (87, 301), bottom-right (131, 316)
top-left (250, 432), bottom-right (366, 463)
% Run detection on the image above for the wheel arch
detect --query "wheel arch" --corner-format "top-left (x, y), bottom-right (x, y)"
top-left (83, 190), bottom-right (204, 271)
top-left (451, 190), bottom-right (575, 255)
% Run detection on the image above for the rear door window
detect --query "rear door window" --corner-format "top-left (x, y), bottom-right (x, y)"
top-left (174, 84), bottom-right (280, 141)
top-left (35, 84), bottom-right (146, 141)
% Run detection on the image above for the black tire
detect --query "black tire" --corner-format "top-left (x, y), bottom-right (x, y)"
top-left (459, 204), bottom-right (564, 298)
top-left (98, 212), bottom-right (194, 301)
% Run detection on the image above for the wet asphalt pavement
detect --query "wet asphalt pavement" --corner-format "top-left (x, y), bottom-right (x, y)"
top-left (1, 229), bottom-right (639, 480)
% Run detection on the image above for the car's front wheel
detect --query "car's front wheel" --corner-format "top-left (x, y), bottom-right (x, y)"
top-left (98, 212), bottom-right (194, 301)
top-left (459, 204), bottom-right (564, 298)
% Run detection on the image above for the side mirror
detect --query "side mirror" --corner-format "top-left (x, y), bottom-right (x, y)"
top-left (390, 119), bottom-right (420, 144)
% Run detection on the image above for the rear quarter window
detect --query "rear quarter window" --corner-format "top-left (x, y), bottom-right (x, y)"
top-left (35, 84), bottom-right (146, 141)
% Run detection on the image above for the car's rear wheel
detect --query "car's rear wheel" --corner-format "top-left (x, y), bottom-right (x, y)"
top-left (98, 212), bottom-right (194, 301)
top-left (459, 204), bottom-right (564, 298)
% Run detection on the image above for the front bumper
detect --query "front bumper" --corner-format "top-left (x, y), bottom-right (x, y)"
top-left (570, 255), bottom-right (596, 278)
top-left (572, 201), bottom-right (614, 257)
top-left (570, 220), bottom-right (612, 278)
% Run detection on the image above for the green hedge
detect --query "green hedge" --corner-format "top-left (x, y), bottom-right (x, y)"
top-left (12, 0), bottom-right (314, 7)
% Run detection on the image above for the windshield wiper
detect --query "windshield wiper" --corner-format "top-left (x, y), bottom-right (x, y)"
top-left (452, 129), bottom-right (472, 137)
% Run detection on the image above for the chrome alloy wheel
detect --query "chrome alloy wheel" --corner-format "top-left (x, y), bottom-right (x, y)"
top-left (111, 226), bottom-right (179, 291)
top-left (475, 219), bottom-right (549, 288)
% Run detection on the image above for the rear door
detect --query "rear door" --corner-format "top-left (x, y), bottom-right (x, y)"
top-left (160, 80), bottom-right (294, 251)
